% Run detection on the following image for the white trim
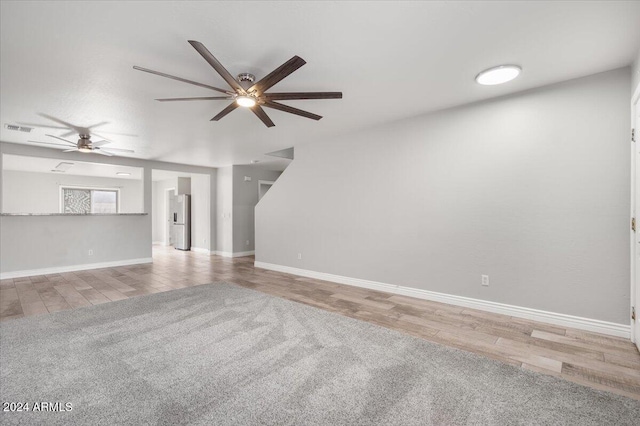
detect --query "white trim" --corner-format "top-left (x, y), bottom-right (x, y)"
top-left (214, 250), bottom-right (255, 258)
top-left (0, 257), bottom-right (153, 279)
top-left (191, 247), bottom-right (211, 255)
top-left (254, 262), bottom-right (631, 339)
top-left (631, 80), bottom-right (640, 346)
top-left (152, 241), bottom-right (166, 245)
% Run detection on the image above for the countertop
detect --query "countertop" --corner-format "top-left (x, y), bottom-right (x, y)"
top-left (0, 213), bottom-right (148, 216)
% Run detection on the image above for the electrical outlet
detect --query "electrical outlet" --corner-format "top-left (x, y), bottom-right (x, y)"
top-left (481, 275), bottom-right (489, 286)
top-left (297, 253), bottom-right (302, 260)
top-left (246, 240), bottom-right (250, 246)
top-left (88, 249), bottom-right (93, 256)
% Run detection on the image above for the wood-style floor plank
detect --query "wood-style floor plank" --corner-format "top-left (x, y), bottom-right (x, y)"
top-left (1, 245), bottom-right (638, 401)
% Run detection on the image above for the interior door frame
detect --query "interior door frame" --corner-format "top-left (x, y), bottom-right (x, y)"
top-left (631, 81), bottom-right (640, 347)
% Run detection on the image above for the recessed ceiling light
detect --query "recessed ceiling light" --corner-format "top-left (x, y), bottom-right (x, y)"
top-left (250, 160), bottom-right (260, 164)
top-left (475, 65), bottom-right (521, 85)
top-left (236, 96), bottom-right (257, 108)
top-left (116, 172), bottom-right (131, 176)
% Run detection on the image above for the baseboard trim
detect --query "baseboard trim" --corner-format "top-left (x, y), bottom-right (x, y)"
top-left (1, 258), bottom-right (154, 279)
top-left (191, 247), bottom-right (211, 255)
top-left (254, 262), bottom-right (630, 339)
top-left (152, 241), bottom-right (166, 246)
top-left (214, 250), bottom-right (255, 258)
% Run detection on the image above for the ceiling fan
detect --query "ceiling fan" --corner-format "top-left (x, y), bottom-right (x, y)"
top-left (21, 113), bottom-right (135, 156)
top-left (28, 134), bottom-right (134, 157)
top-left (134, 40), bottom-right (342, 128)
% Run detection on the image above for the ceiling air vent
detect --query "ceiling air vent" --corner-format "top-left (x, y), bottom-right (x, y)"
top-left (4, 124), bottom-right (33, 133)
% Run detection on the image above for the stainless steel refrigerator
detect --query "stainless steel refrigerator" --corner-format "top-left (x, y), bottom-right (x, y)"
top-left (170, 194), bottom-right (191, 250)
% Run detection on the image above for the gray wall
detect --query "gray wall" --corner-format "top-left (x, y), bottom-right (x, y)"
top-left (256, 68), bottom-right (631, 325)
top-left (2, 170), bottom-right (143, 214)
top-left (0, 142), bottom-right (217, 274)
top-left (232, 165), bottom-right (281, 253)
top-left (0, 215), bottom-right (150, 272)
top-left (216, 167), bottom-right (233, 254)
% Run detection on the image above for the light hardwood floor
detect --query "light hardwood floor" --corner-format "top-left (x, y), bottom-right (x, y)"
top-left (1, 246), bottom-right (639, 400)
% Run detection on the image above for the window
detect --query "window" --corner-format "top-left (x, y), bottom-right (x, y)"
top-left (61, 187), bottom-right (119, 214)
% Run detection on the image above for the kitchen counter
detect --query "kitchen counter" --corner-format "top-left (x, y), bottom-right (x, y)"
top-left (0, 213), bottom-right (148, 216)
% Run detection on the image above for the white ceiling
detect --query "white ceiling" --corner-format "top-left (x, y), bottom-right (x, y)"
top-left (3, 154), bottom-right (143, 179)
top-left (1, 1), bottom-right (639, 169)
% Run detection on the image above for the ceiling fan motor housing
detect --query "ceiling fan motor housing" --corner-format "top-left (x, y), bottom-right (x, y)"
top-left (237, 73), bottom-right (256, 91)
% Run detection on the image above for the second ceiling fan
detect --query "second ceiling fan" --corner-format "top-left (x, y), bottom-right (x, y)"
top-left (134, 40), bottom-right (342, 128)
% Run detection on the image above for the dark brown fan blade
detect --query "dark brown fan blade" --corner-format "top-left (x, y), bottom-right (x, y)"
top-left (133, 66), bottom-right (233, 95)
top-left (45, 134), bottom-right (77, 145)
top-left (263, 92), bottom-right (342, 101)
top-left (28, 140), bottom-right (73, 148)
top-left (156, 96), bottom-right (233, 102)
top-left (87, 121), bottom-right (109, 129)
top-left (210, 103), bottom-right (239, 121)
top-left (250, 106), bottom-right (275, 128)
top-left (18, 122), bottom-right (68, 130)
top-left (248, 56), bottom-right (306, 95)
top-left (102, 147), bottom-right (134, 153)
top-left (188, 40), bottom-right (243, 92)
top-left (39, 113), bottom-right (81, 132)
top-left (263, 101), bottom-right (322, 121)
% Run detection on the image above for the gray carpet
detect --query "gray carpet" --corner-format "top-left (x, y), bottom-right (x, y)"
top-left (0, 283), bottom-right (638, 425)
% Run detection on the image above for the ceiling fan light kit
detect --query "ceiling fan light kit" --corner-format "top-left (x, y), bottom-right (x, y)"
top-left (236, 95), bottom-right (257, 108)
top-left (134, 40), bottom-right (343, 128)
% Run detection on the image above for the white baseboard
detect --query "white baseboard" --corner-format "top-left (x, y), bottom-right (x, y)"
top-left (0, 258), bottom-right (153, 279)
top-left (152, 241), bottom-right (166, 246)
top-left (254, 262), bottom-right (630, 339)
top-left (214, 250), bottom-right (255, 258)
top-left (191, 247), bottom-right (211, 255)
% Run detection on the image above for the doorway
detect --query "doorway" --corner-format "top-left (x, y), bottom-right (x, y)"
top-left (258, 180), bottom-right (275, 201)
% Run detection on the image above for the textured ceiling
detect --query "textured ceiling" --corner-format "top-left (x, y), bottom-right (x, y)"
top-left (1, 1), bottom-right (640, 169)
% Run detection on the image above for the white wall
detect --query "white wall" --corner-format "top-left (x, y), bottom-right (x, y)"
top-left (232, 166), bottom-right (281, 253)
top-left (632, 48), bottom-right (640, 95)
top-left (256, 68), bottom-right (631, 325)
top-left (151, 178), bottom-right (176, 244)
top-left (0, 142), bottom-right (217, 275)
top-left (216, 167), bottom-right (233, 254)
top-left (190, 174), bottom-right (210, 251)
top-left (2, 170), bottom-right (143, 214)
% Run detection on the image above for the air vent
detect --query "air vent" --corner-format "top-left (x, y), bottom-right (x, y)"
top-left (4, 124), bottom-right (33, 133)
